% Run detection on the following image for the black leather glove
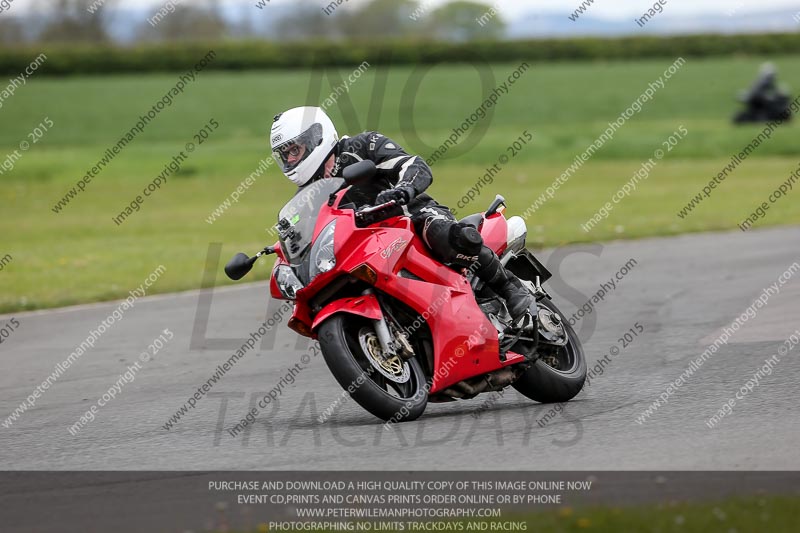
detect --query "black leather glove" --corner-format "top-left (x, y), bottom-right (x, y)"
top-left (376, 186), bottom-right (414, 206)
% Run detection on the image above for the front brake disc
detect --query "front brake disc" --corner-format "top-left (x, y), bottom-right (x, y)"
top-left (357, 327), bottom-right (411, 383)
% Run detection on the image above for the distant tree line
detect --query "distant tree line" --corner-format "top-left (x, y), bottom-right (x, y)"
top-left (0, 0), bottom-right (506, 46)
top-left (2, 33), bottom-right (800, 76)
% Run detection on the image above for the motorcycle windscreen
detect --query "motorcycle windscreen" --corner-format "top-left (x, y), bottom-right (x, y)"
top-left (278, 178), bottom-right (345, 263)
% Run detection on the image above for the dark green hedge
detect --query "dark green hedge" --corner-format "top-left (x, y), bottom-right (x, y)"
top-left (2, 33), bottom-right (800, 76)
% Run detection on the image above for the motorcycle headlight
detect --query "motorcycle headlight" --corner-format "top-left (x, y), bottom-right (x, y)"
top-left (275, 265), bottom-right (304, 300)
top-left (309, 220), bottom-right (337, 280)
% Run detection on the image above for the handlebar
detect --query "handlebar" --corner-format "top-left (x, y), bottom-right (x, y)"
top-left (355, 199), bottom-right (405, 226)
top-left (357, 199), bottom-right (399, 216)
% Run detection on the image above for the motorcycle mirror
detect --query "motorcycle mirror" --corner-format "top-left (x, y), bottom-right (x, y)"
top-left (343, 160), bottom-right (377, 185)
top-left (224, 252), bottom-right (258, 280)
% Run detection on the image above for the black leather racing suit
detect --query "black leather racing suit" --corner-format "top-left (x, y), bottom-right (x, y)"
top-left (321, 131), bottom-right (533, 322)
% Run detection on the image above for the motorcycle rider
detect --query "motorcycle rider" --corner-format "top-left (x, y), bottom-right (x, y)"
top-left (270, 106), bottom-right (533, 324)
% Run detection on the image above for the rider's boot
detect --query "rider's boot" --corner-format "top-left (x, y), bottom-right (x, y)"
top-left (475, 247), bottom-right (534, 325)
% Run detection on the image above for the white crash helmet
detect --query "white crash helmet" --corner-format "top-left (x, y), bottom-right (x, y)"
top-left (270, 106), bottom-right (339, 186)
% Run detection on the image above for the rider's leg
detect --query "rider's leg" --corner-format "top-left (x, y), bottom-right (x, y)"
top-left (474, 246), bottom-right (533, 323)
top-left (410, 205), bottom-right (533, 323)
top-left (411, 205), bottom-right (481, 265)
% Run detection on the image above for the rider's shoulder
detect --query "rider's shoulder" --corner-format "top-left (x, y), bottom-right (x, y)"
top-left (340, 132), bottom-right (403, 160)
top-left (343, 131), bottom-right (377, 146)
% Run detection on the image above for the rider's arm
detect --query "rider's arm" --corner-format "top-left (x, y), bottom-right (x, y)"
top-left (351, 132), bottom-right (433, 198)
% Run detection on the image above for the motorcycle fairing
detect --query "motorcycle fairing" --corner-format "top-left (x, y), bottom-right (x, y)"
top-left (311, 294), bottom-right (383, 331)
top-left (278, 189), bottom-right (527, 393)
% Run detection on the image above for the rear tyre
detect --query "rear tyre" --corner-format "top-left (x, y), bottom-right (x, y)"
top-left (318, 314), bottom-right (428, 422)
top-left (512, 298), bottom-right (586, 403)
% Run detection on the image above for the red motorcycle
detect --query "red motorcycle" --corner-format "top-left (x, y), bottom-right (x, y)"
top-left (225, 161), bottom-right (586, 422)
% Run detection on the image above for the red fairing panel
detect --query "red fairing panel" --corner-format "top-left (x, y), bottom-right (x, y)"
top-left (311, 294), bottom-right (383, 331)
top-left (480, 212), bottom-right (508, 256)
top-left (373, 235), bottom-right (525, 393)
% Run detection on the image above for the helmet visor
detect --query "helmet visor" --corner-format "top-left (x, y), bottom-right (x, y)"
top-left (272, 123), bottom-right (324, 173)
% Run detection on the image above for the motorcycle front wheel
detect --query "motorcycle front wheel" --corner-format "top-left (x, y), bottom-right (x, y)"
top-left (317, 314), bottom-right (428, 422)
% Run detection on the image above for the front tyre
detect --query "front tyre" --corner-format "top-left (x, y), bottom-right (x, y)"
top-left (318, 314), bottom-right (428, 422)
top-left (512, 298), bottom-right (586, 403)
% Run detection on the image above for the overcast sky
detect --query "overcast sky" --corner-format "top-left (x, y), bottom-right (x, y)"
top-left (45, 0), bottom-right (800, 18)
top-left (355, 0), bottom-right (798, 18)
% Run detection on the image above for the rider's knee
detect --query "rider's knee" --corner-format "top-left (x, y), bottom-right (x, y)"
top-left (447, 222), bottom-right (482, 267)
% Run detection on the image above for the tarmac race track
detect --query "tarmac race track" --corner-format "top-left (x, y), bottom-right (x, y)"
top-left (1, 226), bottom-right (799, 471)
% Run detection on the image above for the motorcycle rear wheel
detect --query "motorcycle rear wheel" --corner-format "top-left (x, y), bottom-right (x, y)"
top-left (318, 314), bottom-right (428, 422)
top-left (512, 298), bottom-right (586, 403)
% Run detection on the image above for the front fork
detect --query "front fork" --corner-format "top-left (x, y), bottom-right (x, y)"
top-left (364, 289), bottom-right (414, 359)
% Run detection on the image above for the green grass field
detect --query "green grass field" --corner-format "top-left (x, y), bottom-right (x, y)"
top-left (1, 56), bottom-right (799, 312)
top-left (505, 494), bottom-right (800, 532)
